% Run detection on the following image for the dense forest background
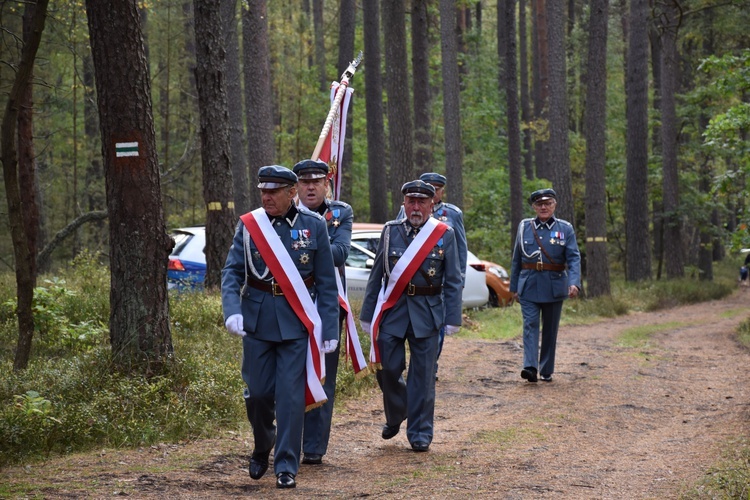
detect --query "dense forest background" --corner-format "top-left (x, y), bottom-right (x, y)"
top-left (2, 0), bottom-right (750, 283)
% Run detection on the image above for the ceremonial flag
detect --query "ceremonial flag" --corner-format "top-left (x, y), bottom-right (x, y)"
top-left (316, 82), bottom-right (354, 201)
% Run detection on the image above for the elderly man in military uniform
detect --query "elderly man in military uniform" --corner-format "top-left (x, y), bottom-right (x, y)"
top-left (292, 159), bottom-right (353, 466)
top-left (509, 188), bottom-right (581, 383)
top-left (360, 180), bottom-right (463, 453)
top-left (221, 165), bottom-right (339, 489)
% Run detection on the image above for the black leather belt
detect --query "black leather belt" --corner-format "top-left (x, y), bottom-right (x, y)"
top-left (521, 262), bottom-right (566, 272)
top-left (247, 275), bottom-right (314, 296)
top-left (406, 283), bottom-right (442, 296)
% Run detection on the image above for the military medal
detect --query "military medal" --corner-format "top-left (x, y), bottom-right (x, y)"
top-left (437, 237), bottom-right (444, 256)
top-left (550, 237), bottom-right (556, 245)
top-left (299, 253), bottom-right (310, 264)
top-left (326, 209), bottom-right (341, 228)
top-left (428, 266), bottom-right (437, 277)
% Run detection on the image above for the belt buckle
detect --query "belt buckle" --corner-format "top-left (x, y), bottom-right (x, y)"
top-left (272, 280), bottom-right (284, 296)
top-left (536, 261), bottom-right (543, 271)
top-left (407, 283), bottom-right (416, 296)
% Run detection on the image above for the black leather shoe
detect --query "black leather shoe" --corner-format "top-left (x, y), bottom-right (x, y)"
top-left (521, 367), bottom-right (538, 383)
top-left (411, 441), bottom-right (430, 452)
top-left (540, 374), bottom-right (553, 382)
top-left (381, 423), bottom-right (401, 440)
top-left (249, 456), bottom-right (269, 480)
top-left (302, 453), bottom-right (322, 464)
top-left (276, 472), bottom-right (296, 488)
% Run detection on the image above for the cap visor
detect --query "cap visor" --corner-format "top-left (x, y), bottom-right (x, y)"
top-left (297, 173), bottom-right (327, 180)
top-left (258, 181), bottom-right (289, 189)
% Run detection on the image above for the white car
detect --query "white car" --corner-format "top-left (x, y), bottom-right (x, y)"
top-left (345, 223), bottom-right (489, 309)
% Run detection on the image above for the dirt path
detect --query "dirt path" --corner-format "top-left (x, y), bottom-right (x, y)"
top-left (3, 291), bottom-right (750, 499)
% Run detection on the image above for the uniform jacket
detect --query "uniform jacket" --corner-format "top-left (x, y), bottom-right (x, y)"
top-left (359, 220), bottom-right (463, 338)
top-left (509, 216), bottom-right (582, 303)
top-left (305, 199), bottom-right (353, 283)
top-left (221, 205), bottom-right (339, 342)
top-left (397, 201), bottom-right (467, 284)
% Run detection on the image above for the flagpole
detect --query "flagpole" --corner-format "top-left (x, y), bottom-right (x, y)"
top-left (311, 51), bottom-right (363, 161)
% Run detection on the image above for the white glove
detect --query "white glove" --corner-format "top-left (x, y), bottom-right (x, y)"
top-left (322, 339), bottom-right (338, 354)
top-left (360, 321), bottom-right (372, 335)
top-left (444, 325), bottom-right (460, 336)
top-left (225, 314), bottom-right (245, 337)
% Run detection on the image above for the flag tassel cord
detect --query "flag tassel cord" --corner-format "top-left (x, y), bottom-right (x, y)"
top-left (311, 51), bottom-right (363, 161)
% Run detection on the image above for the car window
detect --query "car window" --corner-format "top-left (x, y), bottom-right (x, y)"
top-left (351, 232), bottom-right (381, 254)
top-left (170, 232), bottom-right (193, 256)
top-left (346, 243), bottom-right (373, 269)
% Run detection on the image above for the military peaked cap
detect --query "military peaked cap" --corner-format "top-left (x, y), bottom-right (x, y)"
top-left (257, 165), bottom-right (297, 189)
top-left (292, 159), bottom-right (329, 180)
top-left (419, 172), bottom-right (447, 186)
top-left (402, 180), bottom-right (436, 198)
top-left (529, 188), bottom-right (557, 205)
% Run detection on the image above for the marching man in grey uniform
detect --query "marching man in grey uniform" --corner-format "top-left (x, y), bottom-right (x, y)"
top-left (360, 180), bottom-right (463, 452)
top-left (395, 173), bottom-right (467, 380)
top-left (509, 188), bottom-right (581, 383)
top-left (292, 159), bottom-right (353, 466)
top-left (221, 165), bottom-right (339, 489)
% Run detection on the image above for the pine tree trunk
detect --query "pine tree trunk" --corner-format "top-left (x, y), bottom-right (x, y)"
top-left (583, 0), bottom-right (611, 298)
top-left (363, 0), bottom-right (388, 222)
top-left (85, 0), bottom-right (173, 374)
top-left (194, 0), bottom-right (237, 290)
top-left (382, 0), bottom-right (414, 210)
top-left (412, 0), bottom-right (433, 174)
top-left (624, 0), bottom-right (652, 281)
top-left (440, 0), bottom-right (464, 208)
top-left (242, 0), bottom-right (275, 208)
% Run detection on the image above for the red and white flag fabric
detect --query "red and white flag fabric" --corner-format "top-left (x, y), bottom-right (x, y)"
top-left (316, 81), bottom-right (354, 201)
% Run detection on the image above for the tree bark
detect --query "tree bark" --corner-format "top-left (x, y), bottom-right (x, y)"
top-left (658, 3), bottom-right (684, 279)
top-left (583, 0), bottom-right (611, 298)
top-left (336, 0), bottom-right (356, 203)
top-left (532, 0), bottom-right (549, 180)
top-left (85, 0), bottom-right (174, 374)
top-left (363, 0), bottom-right (388, 222)
top-left (222, 0), bottom-right (250, 216)
top-left (412, 0), bottom-right (433, 174)
top-left (625, 0), bottom-right (652, 281)
top-left (242, 0), bottom-right (276, 209)
top-left (382, 0), bottom-right (414, 210)
top-left (194, 0), bottom-right (237, 290)
top-left (546, 0), bottom-right (573, 223)
top-left (2, 0), bottom-right (49, 371)
top-left (313, 0), bottom-right (327, 91)
top-left (519, 0), bottom-right (533, 179)
top-left (502, 0), bottom-right (524, 249)
top-left (440, 0), bottom-right (464, 209)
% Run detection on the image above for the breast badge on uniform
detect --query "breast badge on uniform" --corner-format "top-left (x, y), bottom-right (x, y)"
top-left (291, 229), bottom-right (312, 250)
top-left (299, 253), bottom-right (310, 265)
top-left (428, 266), bottom-right (437, 277)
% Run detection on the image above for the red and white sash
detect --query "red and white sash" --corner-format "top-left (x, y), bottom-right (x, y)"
top-left (334, 271), bottom-right (368, 376)
top-left (369, 218), bottom-right (448, 365)
top-left (240, 208), bottom-right (327, 409)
